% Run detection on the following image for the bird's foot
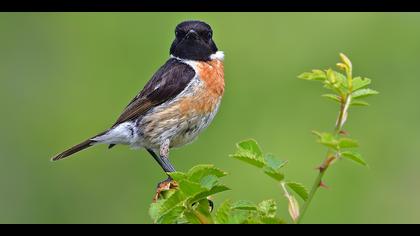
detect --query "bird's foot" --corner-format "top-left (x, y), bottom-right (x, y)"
top-left (153, 177), bottom-right (179, 202)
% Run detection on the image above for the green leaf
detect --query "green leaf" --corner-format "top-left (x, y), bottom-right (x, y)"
top-left (156, 205), bottom-right (185, 224)
top-left (352, 77), bottom-right (371, 91)
top-left (286, 182), bottom-right (309, 201)
top-left (262, 154), bottom-right (287, 181)
top-left (167, 172), bottom-right (188, 182)
top-left (192, 199), bottom-right (214, 224)
top-left (187, 165), bottom-right (227, 183)
top-left (149, 200), bottom-right (164, 222)
top-left (259, 216), bottom-right (286, 224)
top-left (263, 167), bottom-right (285, 181)
top-left (228, 209), bottom-right (253, 224)
top-left (159, 190), bottom-right (186, 215)
top-left (200, 175), bottom-right (219, 190)
top-left (178, 179), bottom-right (206, 196)
top-left (215, 200), bottom-right (232, 224)
top-left (351, 100), bottom-right (370, 106)
top-left (264, 154), bottom-right (288, 170)
top-left (322, 94), bottom-right (341, 103)
top-left (352, 88), bottom-right (379, 99)
top-left (238, 139), bottom-right (263, 156)
top-left (312, 131), bottom-right (339, 150)
top-left (257, 199), bottom-right (277, 218)
top-left (335, 71), bottom-right (347, 85)
top-left (231, 154), bottom-right (265, 168)
top-left (297, 69), bottom-right (327, 81)
top-left (188, 185), bottom-right (230, 204)
top-left (338, 138), bottom-right (359, 148)
top-left (341, 151), bottom-right (368, 167)
top-left (230, 139), bottom-right (265, 168)
top-left (232, 200), bottom-right (258, 211)
top-left (183, 210), bottom-right (203, 224)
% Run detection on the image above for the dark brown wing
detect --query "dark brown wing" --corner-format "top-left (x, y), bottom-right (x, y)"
top-left (111, 58), bottom-right (195, 127)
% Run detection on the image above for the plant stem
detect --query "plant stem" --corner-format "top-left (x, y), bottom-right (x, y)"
top-left (297, 94), bottom-right (350, 224)
top-left (297, 154), bottom-right (333, 224)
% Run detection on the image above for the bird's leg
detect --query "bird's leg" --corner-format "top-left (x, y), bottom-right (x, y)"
top-left (147, 139), bottom-right (178, 202)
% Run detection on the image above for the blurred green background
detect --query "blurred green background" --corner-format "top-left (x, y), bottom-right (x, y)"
top-left (1, 13), bottom-right (419, 224)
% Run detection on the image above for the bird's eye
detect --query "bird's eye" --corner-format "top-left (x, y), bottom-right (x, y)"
top-left (207, 32), bottom-right (212, 38)
top-left (176, 30), bottom-right (186, 38)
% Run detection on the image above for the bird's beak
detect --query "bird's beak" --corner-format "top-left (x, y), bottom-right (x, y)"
top-left (185, 30), bottom-right (199, 40)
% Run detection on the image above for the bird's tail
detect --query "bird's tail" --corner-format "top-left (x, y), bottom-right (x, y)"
top-left (51, 131), bottom-right (107, 161)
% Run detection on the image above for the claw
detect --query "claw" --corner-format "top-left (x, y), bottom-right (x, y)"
top-left (153, 178), bottom-right (178, 202)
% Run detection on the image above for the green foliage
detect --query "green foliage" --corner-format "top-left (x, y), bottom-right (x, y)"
top-left (286, 182), bottom-right (309, 201)
top-left (231, 140), bottom-right (288, 182)
top-left (149, 160), bottom-right (289, 224)
top-left (150, 53), bottom-right (377, 224)
top-left (230, 139), bottom-right (265, 168)
top-left (149, 165), bottom-right (230, 224)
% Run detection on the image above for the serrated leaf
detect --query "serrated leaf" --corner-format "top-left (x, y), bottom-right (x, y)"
top-left (187, 165), bottom-right (227, 183)
top-left (297, 69), bottom-right (327, 81)
top-left (259, 216), bottom-right (286, 224)
top-left (228, 209), bottom-right (252, 224)
top-left (178, 179), bottom-right (207, 196)
top-left (341, 151), bottom-right (368, 167)
top-left (215, 200), bottom-right (232, 224)
top-left (156, 205), bottom-right (185, 224)
top-left (232, 200), bottom-right (258, 211)
top-left (263, 167), bottom-right (285, 181)
top-left (257, 199), bottom-right (277, 218)
top-left (200, 175), bottom-right (219, 190)
top-left (262, 154), bottom-right (287, 181)
top-left (188, 185), bottom-right (230, 204)
top-left (335, 71), bottom-right (347, 85)
top-left (183, 211), bottom-right (203, 224)
top-left (338, 138), bottom-right (359, 148)
top-left (230, 154), bottom-right (266, 168)
top-left (286, 182), bottom-right (309, 201)
top-left (264, 154), bottom-right (288, 170)
top-left (159, 190), bottom-right (187, 215)
top-left (352, 88), bottom-right (379, 99)
top-left (322, 94), bottom-right (341, 103)
top-left (326, 68), bottom-right (336, 83)
top-left (312, 131), bottom-right (339, 150)
top-left (167, 172), bottom-right (188, 182)
top-left (149, 200), bottom-right (164, 222)
top-left (351, 100), bottom-right (370, 106)
top-left (231, 139), bottom-right (265, 168)
top-left (237, 139), bottom-right (263, 157)
top-left (352, 77), bottom-right (371, 91)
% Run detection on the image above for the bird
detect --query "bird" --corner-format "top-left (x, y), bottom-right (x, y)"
top-left (51, 20), bottom-right (225, 199)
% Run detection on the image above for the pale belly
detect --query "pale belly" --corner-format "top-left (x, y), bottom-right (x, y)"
top-left (138, 101), bottom-right (221, 149)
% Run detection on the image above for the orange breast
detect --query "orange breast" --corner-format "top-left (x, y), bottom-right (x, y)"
top-left (196, 59), bottom-right (225, 97)
top-left (179, 59), bottom-right (225, 115)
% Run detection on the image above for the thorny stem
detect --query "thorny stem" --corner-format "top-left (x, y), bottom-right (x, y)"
top-left (297, 59), bottom-right (353, 223)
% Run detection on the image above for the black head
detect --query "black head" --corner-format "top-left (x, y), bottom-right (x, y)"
top-left (170, 20), bottom-right (218, 61)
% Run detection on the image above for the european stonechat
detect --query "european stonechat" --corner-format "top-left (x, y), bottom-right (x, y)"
top-left (52, 20), bottom-right (224, 197)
